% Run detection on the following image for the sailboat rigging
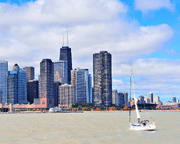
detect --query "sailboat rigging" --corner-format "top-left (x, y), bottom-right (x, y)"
top-left (129, 71), bottom-right (156, 131)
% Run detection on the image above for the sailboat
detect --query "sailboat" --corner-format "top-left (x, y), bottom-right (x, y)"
top-left (129, 71), bottom-right (156, 131)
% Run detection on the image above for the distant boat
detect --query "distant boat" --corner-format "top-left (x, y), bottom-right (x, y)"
top-left (129, 71), bottom-right (156, 131)
top-left (49, 107), bottom-right (62, 113)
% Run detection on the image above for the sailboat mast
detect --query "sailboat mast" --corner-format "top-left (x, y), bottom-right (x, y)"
top-left (131, 70), bottom-right (141, 123)
top-left (129, 74), bottom-right (132, 123)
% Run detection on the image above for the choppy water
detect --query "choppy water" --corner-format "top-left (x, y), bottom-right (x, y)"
top-left (0, 112), bottom-right (179, 144)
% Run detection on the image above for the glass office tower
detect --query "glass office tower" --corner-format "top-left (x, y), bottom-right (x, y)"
top-left (0, 61), bottom-right (8, 104)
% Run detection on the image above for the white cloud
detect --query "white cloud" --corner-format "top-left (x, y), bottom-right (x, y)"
top-left (114, 59), bottom-right (180, 77)
top-left (113, 59), bottom-right (180, 96)
top-left (0, 0), bottom-right (173, 67)
top-left (135, 0), bottom-right (175, 12)
top-left (0, 0), bottom-right (127, 25)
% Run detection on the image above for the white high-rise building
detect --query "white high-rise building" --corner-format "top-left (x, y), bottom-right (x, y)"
top-left (112, 90), bottom-right (118, 105)
top-left (59, 84), bottom-right (75, 108)
top-left (153, 96), bottom-right (160, 104)
top-left (0, 61), bottom-right (8, 104)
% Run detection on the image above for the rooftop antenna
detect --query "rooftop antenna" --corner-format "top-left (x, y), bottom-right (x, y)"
top-left (66, 26), bottom-right (69, 46)
top-left (62, 32), bottom-right (65, 46)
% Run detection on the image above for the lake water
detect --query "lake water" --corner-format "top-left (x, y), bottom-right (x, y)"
top-left (0, 112), bottom-right (179, 144)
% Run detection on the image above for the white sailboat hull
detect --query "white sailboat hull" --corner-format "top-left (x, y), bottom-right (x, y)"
top-left (129, 123), bottom-right (156, 131)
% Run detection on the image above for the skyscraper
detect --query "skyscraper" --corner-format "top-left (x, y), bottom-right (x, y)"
top-left (119, 92), bottom-right (124, 107)
top-left (123, 92), bottom-right (128, 106)
top-left (112, 90), bottom-right (118, 106)
top-left (18, 68), bottom-right (27, 104)
top-left (118, 92), bottom-right (128, 107)
top-left (148, 92), bottom-right (153, 103)
top-left (7, 64), bottom-right (27, 104)
top-left (172, 97), bottom-right (177, 103)
top-left (153, 96), bottom-right (160, 104)
top-left (93, 51), bottom-right (112, 107)
top-left (59, 46), bottom-right (72, 84)
top-left (138, 96), bottom-right (145, 104)
top-left (27, 80), bottom-right (39, 104)
top-left (39, 59), bottom-right (54, 108)
top-left (7, 71), bottom-right (18, 104)
top-left (24, 67), bottom-right (35, 81)
top-left (53, 82), bottom-right (61, 107)
top-left (88, 74), bottom-right (93, 103)
top-left (59, 84), bottom-right (75, 108)
top-left (71, 68), bottom-right (92, 104)
top-left (0, 61), bottom-right (8, 104)
top-left (54, 60), bottom-right (68, 84)
top-left (144, 97), bottom-right (150, 104)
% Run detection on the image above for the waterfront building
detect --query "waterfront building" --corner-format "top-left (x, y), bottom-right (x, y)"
top-left (148, 92), bottom-right (153, 103)
top-left (144, 97), bottom-right (150, 104)
top-left (24, 67), bottom-right (35, 81)
top-left (118, 92), bottom-right (128, 106)
top-left (93, 51), bottom-right (112, 107)
top-left (92, 87), bottom-right (94, 103)
top-left (119, 93), bottom-right (125, 106)
top-left (71, 68), bottom-right (92, 104)
top-left (138, 96), bottom-right (145, 104)
top-left (18, 68), bottom-right (27, 104)
top-left (54, 82), bottom-right (61, 107)
top-left (123, 92), bottom-right (128, 106)
top-left (27, 80), bottom-right (39, 104)
top-left (112, 90), bottom-right (119, 106)
top-left (172, 97), bottom-right (177, 103)
top-left (59, 46), bottom-right (72, 84)
top-left (88, 74), bottom-right (93, 103)
top-left (153, 96), bottom-right (160, 104)
top-left (59, 84), bottom-right (75, 108)
top-left (39, 59), bottom-right (54, 108)
top-left (54, 60), bottom-right (68, 84)
top-left (112, 90), bottom-right (116, 105)
top-left (7, 71), bottom-right (18, 104)
top-left (0, 61), bottom-right (8, 104)
top-left (7, 64), bottom-right (27, 104)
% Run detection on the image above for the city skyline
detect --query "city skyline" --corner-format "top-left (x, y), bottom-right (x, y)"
top-left (2, 44), bottom-right (175, 106)
top-left (0, 0), bottom-right (180, 102)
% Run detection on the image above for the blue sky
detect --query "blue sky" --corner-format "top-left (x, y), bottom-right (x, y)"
top-left (0, 0), bottom-right (180, 103)
top-left (122, 0), bottom-right (180, 60)
top-left (0, 0), bottom-right (35, 4)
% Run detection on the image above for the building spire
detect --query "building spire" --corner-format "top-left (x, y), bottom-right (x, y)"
top-left (62, 26), bottom-right (69, 47)
top-left (67, 29), bottom-right (69, 46)
top-left (62, 33), bottom-right (65, 46)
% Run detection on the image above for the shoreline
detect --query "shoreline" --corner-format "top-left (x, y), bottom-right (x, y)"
top-left (0, 109), bottom-right (180, 114)
top-left (83, 110), bottom-right (180, 112)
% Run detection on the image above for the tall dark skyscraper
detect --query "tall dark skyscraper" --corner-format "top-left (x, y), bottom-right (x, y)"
top-left (59, 46), bottom-right (72, 84)
top-left (27, 80), bottom-right (39, 104)
top-left (39, 59), bottom-right (54, 108)
top-left (93, 51), bottom-right (112, 107)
